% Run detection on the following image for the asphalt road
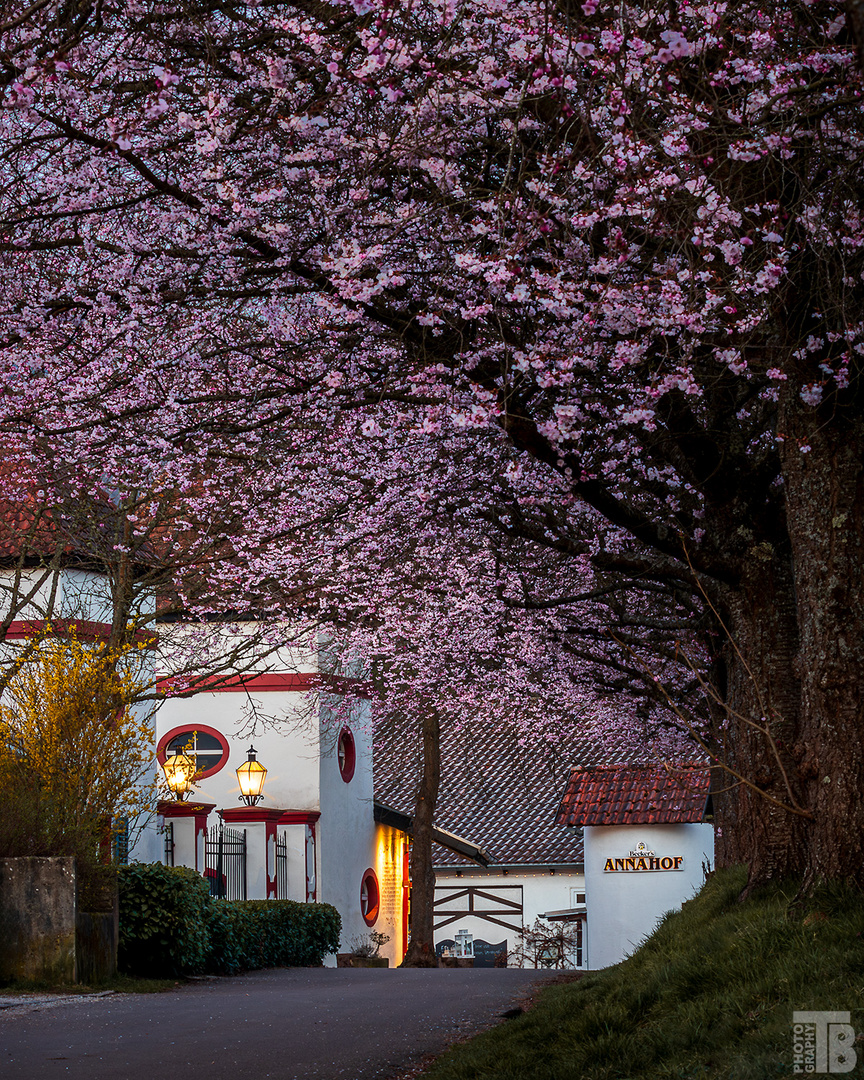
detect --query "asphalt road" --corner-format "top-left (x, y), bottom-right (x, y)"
top-left (0, 968), bottom-right (558, 1080)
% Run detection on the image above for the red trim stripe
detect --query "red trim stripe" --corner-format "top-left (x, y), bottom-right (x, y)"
top-left (156, 672), bottom-right (319, 694)
top-left (156, 672), bottom-right (370, 696)
top-left (4, 618), bottom-right (155, 644)
top-left (279, 810), bottom-right (321, 825)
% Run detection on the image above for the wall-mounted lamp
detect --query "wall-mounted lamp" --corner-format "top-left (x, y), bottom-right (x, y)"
top-left (161, 746), bottom-right (197, 802)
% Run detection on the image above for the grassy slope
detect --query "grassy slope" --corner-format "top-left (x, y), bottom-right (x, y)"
top-left (423, 868), bottom-right (864, 1080)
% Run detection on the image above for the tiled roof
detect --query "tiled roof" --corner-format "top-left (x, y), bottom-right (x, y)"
top-left (0, 482), bottom-right (160, 571)
top-left (0, 499), bottom-right (65, 562)
top-left (555, 763), bottom-right (711, 827)
top-left (0, 488), bottom-right (111, 566)
top-left (375, 728), bottom-right (587, 868)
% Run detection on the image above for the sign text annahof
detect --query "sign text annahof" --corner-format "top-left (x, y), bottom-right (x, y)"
top-left (603, 843), bottom-right (684, 873)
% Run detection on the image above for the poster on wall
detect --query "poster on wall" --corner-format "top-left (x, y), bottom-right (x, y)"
top-left (436, 939), bottom-right (507, 968)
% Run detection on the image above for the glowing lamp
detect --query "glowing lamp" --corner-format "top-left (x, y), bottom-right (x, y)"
top-left (236, 745), bottom-right (267, 806)
top-left (162, 747), bottom-right (197, 801)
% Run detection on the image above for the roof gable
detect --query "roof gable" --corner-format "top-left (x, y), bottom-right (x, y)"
top-left (555, 763), bottom-right (711, 827)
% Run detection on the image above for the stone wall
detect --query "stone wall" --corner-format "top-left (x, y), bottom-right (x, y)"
top-left (0, 857), bottom-right (76, 983)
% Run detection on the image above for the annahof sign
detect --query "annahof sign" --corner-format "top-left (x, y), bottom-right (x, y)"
top-left (603, 843), bottom-right (684, 873)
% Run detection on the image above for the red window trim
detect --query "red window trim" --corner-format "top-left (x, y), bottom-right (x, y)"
top-left (360, 868), bottom-right (380, 926)
top-left (156, 724), bottom-right (230, 780)
top-left (338, 727), bottom-right (356, 783)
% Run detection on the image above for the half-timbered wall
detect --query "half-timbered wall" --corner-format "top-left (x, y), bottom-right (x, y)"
top-left (432, 865), bottom-right (585, 968)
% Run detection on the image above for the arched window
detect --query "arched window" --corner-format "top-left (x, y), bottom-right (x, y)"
top-left (360, 869), bottom-right (380, 925)
top-left (337, 727), bottom-right (356, 783)
top-left (156, 725), bottom-right (230, 780)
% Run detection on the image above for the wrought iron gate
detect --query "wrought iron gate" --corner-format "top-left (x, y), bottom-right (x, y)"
top-left (275, 831), bottom-right (288, 899)
top-left (163, 821), bottom-right (175, 867)
top-left (205, 823), bottom-right (247, 900)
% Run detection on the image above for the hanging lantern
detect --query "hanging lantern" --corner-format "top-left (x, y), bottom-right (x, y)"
top-left (161, 747), bottom-right (197, 802)
top-left (236, 745), bottom-right (267, 806)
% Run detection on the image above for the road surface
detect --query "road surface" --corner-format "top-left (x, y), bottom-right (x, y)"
top-left (0, 967), bottom-right (557, 1080)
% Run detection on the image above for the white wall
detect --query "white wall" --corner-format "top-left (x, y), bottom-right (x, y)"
top-left (153, 624), bottom-right (323, 812)
top-left (317, 699), bottom-right (378, 964)
top-left (584, 823), bottom-right (714, 969)
top-left (156, 624), bottom-right (319, 679)
top-left (128, 701), bottom-right (165, 865)
top-left (129, 815), bottom-right (164, 864)
top-left (155, 690), bottom-right (322, 812)
top-left (433, 865), bottom-right (585, 968)
top-left (0, 566), bottom-right (115, 625)
top-left (56, 569), bottom-right (116, 624)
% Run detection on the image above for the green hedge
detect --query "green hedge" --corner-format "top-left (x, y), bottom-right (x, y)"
top-left (118, 864), bottom-right (341, 977)
top-left (205, 899), bottom-right (342, 974)
top-left (118, 863), bottom-right (211, 977)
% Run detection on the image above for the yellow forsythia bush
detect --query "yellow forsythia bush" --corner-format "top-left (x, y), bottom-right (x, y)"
top-left (0, 629), bottom-right (156, 878)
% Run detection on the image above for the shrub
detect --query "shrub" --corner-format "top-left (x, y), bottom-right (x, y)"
top-left (348, 930), bottom-right (390, 957)
top-left (0, 632), bottom-right (156, 907)
top-left (119, 863), bottom-right (341, 977)
top-left (205, 899), bottom-right (341, 974)
top-left (118, 863), bottom-right (211, 976)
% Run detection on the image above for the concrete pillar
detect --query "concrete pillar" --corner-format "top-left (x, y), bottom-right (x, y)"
top-left (279, 811), bottom-right (320, 902)
top-left (0, 857), bottom-right (76, 983)
top-left (157, 801), bottom-right (215, 872)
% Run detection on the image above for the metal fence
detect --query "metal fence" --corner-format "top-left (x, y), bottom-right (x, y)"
top-left (204, 824), bottom-right (247, 900)
top-left (275, 831), bottom-right (289, 899)
top-left (163, 821), bottom-right (175, 867)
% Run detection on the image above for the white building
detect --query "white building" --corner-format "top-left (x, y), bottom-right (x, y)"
top-left (153, 632), bottom-right (412, 967)
top-left (555, 763), bottom-right (714, 968)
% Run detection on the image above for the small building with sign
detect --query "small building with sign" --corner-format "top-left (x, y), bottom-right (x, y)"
top-left (556, 763), bottom-right (713, 969)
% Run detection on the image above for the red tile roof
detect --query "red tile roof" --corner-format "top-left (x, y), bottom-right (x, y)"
top-left (0, 477), bottom-right (159, 570)
top-left (555, 764), bottom-right (711, 827)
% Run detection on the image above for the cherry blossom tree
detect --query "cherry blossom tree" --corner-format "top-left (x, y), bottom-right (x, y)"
top-left (1, 0), bottom-right (863, 897)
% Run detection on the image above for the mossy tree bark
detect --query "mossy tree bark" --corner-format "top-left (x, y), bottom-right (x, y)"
top-left (780, 393), bottom-right (864, 887)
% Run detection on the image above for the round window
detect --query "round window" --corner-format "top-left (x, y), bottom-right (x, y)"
top-left (156, 725), bottom-right (230, 780)
top-left (360, 868), bottom-right (380, 926)
top-left (337, 727), bottom-right (356, 783)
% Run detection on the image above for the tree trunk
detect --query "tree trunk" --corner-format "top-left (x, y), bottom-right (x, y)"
top-left (781, 397), bottom-right (864, 886)
top-left (400, 708), bottom-right (441, 968)
top-left (711, 554), bottom-right (808, 890)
